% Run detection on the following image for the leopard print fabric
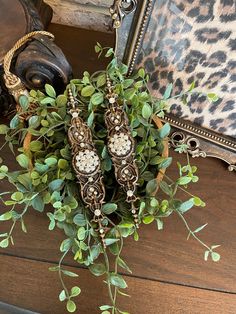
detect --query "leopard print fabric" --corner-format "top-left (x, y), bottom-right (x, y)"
top-left (136, 0), bottom-right (236, 138)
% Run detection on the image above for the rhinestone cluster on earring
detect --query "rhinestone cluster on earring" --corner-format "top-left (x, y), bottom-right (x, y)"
top-left (75, 150), bottom-right (100, 173)
top-left (67, 88), bottom-right (108, 247)
top-left (108, 132), bottom-right (132, 156)
top-left (105, 76), bottom-right (139, 228)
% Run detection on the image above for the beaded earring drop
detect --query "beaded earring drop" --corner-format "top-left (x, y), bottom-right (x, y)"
top-left (105, 77), bottom-right (139, 228)
top-left (67, 88), bottom-right (108, 246)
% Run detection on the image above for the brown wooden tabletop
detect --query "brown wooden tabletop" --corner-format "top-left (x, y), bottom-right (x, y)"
top-left (0, 24), bottom-right (236, 314)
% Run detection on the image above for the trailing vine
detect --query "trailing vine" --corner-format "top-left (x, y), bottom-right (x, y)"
top-left (0, 47), bottom-right (220, 313)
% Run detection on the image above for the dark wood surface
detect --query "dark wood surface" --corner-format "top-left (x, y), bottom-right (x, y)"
top-left (1, 255), bottom-right (236, 314)
top-left (0, 24), bottom-right (236, 314)
top-left (0, 0), bottom-right (26, 62)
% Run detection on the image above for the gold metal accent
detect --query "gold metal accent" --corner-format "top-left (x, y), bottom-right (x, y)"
top-left (3, 31), bottom-right (54, 102)
top-left (110, 0), bottom-right (137, 29)
top-left (4, 73), bottom-right (28, 101)
top-left (114, 0), bottom-right (153, 74)
top-left (169, 126), bottom-right (236, 172)
top-left (163, 115), bottom-right (236, 151)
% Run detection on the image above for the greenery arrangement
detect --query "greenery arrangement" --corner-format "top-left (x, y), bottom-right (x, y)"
top-left (0, 46), bottom-right (220, 314)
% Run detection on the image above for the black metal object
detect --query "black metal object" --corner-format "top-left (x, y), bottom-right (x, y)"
top-left (15, 34), bottom-right (72, 93)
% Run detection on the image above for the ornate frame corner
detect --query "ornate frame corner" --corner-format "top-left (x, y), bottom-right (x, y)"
top-left (164, 115), bottom-right (236, 171)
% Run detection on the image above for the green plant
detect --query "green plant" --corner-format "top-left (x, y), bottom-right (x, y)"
top-left (0, 47), bottom-right (220, 313)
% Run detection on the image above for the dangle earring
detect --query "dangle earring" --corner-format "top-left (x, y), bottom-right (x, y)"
top-left (105, 76), bottom-right (139, 228)
top-left (67, 88), bottom-right (108, 247)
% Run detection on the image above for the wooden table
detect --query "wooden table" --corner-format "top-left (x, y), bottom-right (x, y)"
top-left (0, 24), bottom-right (236, 314)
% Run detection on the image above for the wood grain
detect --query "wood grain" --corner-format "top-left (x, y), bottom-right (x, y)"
top-left (1, 133), bottom-right (236, 293)
top-left (1, 254), bottom-right (236, 314)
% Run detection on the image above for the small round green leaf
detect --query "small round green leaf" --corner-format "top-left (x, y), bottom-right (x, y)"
top-left (0, 124), bottom-right (9, 135)
top-left (211, 252), bottom-right (221, 262)
top-left (19, 95), bottom-right (29, 110)
top-left (138, 68), bottom-right (145, 78)
top-left (59, 290), bottom-right (67, 302)
top-left (102, 203), bottom-right (117, 214)
top-left (97, 74), bottom-right (106, 87)
top-left (158, 157), bottom-right (172, 169)
top-left (58, 159), bottom-right (69, 169)
top-left (66, 300), bottom-right (76, 313)
top-left (110, 274), bottom-right (127, 289)
top-left (45, 157), bottom-right (58, 167)
top-left (70, 286), bottom-right (81, 297)
top-left (81, 85), bottom-right (95, 97)
top-left (87, 111), bottom-right (94, 128)
top-left (77, 227), bottom-right (86, 241)
top-left (146, 179), bottom-right (158, 195)
top-left (89, 263), bottom-right (106, 276)
top-left (49, 179), bottom-right (64, 191)
top-left (0, 211), bottom-right (12, 221)
top-left (0, 165), bottom-right (8, 173)
top-left (124, 88), bottom-right (136, 100)
top-left (16, 154), bottom-right (29, 169)
top-left (158, 123), bottom-right (171, 139)
top-left (0, 238), bottom-right (9, 248)
top-left (150, 198), bottom-right (159, 208)
top-left (29, 141), bottom-right (43, 152)
top-left (11, 192), bottom-right (24, 201)
top-left (60, 238), bottom-right (72, 252)
top-left (45, 84), bottom-right (56, 98)
top-left (142, 103), bottom-right (152, 119)
top-left (177, 176), bottom-right (192, 185)
top-left (10, 115), bottom-right (20, 129)
top-left (178, 198), bottom-right (194, 213)
top-left (91, 92), bottom-right (104, 105)
top-left (28, 116), bottom-right (40, 128)
top-left (142, 215), bottom-right (154, 224)
top-left (73, 213), bottom-right (86, 226)
top-left (56, 95), bottom-right (67, 106)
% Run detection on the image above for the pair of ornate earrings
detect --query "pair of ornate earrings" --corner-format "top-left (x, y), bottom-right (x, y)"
top-left (68, 76), bottom-right (139, 247)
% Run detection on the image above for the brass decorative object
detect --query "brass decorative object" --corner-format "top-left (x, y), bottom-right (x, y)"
top-left (169, 125), bottom-right (236, 172)
top-left (67, 89), bottom-right (107, 246)
top-left (105, 77), bottom-right (139, 227)
top-left (110, 0), bottom-right (137, 29)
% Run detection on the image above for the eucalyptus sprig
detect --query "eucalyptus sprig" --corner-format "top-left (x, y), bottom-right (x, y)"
top-left (0, 47), bottom-right (220, 313)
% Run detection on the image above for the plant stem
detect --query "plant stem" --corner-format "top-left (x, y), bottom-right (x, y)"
top-left (102, 217), bottom-right (126, 314)
top-left (8, 220), bottom-right (16, 239)
top-left (37, 122), bottom-right (65, 141)
top-left (174, 209), bottom-right (211, 251)
top-left (162, 171), bottom-right (197, 199)
top-left (103, 249), bottom-right (116, 310)
top-left (58, 250), bottom-right (70, 298)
